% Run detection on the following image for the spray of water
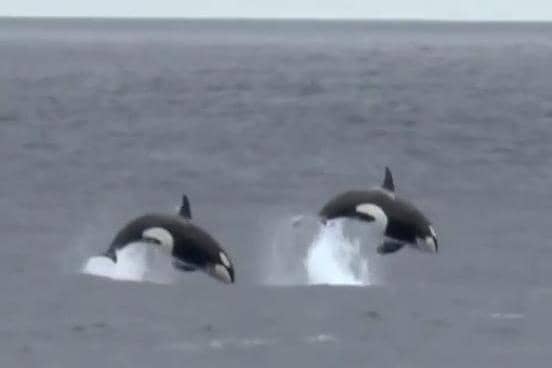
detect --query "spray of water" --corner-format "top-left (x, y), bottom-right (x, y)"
top-left (81, 242), bottom-right (176, 284)
top-left (78, 214), bottom-right (380, 286)
top-left (264, 216), bottom-right (381, 286)
top-left (305, 221), bottom-right (372, 286)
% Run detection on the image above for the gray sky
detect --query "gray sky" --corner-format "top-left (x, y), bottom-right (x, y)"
top-left (2, 0), bottom-right (552, 20)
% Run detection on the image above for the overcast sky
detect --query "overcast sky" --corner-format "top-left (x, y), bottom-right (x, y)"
top-left (2, 0), bottom-right (552, 20)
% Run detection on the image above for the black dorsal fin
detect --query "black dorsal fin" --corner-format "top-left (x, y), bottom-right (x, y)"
top-left (179, 194), bottom-right (192, 219)
top-left (382, 167), bottom-right (395, 192)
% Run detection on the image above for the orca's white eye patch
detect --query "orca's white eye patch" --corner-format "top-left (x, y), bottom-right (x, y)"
top-left (429, 225), bottom-right (437, 238)
top-left (219, 252), bottom-right (231, 268)
top-left (142, 227), bottom-right (174, 253)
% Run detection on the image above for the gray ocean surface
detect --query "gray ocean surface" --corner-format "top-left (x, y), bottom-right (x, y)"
top-left (2, 18), bottom-right (552, 367)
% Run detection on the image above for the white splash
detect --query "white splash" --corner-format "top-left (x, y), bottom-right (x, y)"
top-left (263, 215), bottom-right (379, 286)
top-left (81, 242), bottom-right (175, 284)
top-left (305, 221), bottom-right (373, 286)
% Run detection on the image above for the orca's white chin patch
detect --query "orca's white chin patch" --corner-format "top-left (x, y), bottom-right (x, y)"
top-left (206, 263), bottom-right (234, 284)
top-left (417, 236), bottom-right (438, 253)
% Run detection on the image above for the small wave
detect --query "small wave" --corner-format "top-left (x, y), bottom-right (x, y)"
top-left (305, 334), bottom-right (338, 344)
top-left (489, 313), bottom-right (525, 320)
top-left (158, 333), bottom-right (337, 352)
top-left (159, 337), bottom-right (276, 352)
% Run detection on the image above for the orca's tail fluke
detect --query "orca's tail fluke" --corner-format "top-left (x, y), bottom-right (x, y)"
top-left (382, 167), bottom-right (395, 192)
top-left (179, 194), bottom-right (192, 219)
top-left (102, 248), bottom-right (117, 263)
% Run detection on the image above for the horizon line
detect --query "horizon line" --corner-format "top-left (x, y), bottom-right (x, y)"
top-left (2, 15), bottom-right (552, 24)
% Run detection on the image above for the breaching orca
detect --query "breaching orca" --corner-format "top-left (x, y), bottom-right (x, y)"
top-left (103, 195), bottom-right (234, 284)
top-left (319, 167), bottom-right (438, 255)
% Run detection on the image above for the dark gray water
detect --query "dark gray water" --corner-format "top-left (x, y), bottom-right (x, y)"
top-left (2, 18), bottom-right (552, 367)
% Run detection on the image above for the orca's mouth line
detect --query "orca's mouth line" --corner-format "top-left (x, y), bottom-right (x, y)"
top-left (170, 255), bottom-right (235, 284)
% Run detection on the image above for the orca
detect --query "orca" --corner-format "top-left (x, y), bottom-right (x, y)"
top-left (103, 194), bottom-right (234, 284)
top-left (319, 167), bottom-right (438, 255)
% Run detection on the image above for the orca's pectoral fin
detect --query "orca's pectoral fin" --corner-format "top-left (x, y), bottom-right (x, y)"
top-left (377, 241), bottom-right (405, 255)
top-left (175, 264), bottom-right (197, 272)
top-left (172, 259), bottom-right (197, 272)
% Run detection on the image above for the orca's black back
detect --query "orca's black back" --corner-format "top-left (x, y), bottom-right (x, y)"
top-left (106, 213), bottom-right (227, 267)
top-left (319, 190), bottom-right (431, 243)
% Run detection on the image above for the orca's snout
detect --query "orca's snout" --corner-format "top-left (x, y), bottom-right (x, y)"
top-left (207, 263), bottom-right (234, 284)
top-left (206, 251), bottom-right (235, 284)
top-left (226, 265), bottom-right (235, 284)
top-left (428, 225), bottom-right (438, 253)
top-left (420, 234), bottom-right (438, 253)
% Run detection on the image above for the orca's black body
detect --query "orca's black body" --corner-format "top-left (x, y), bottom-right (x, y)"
top-left (319, 168), bottom-right (438, 254)
top-left (103, 195), bottom-right (234, 284)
